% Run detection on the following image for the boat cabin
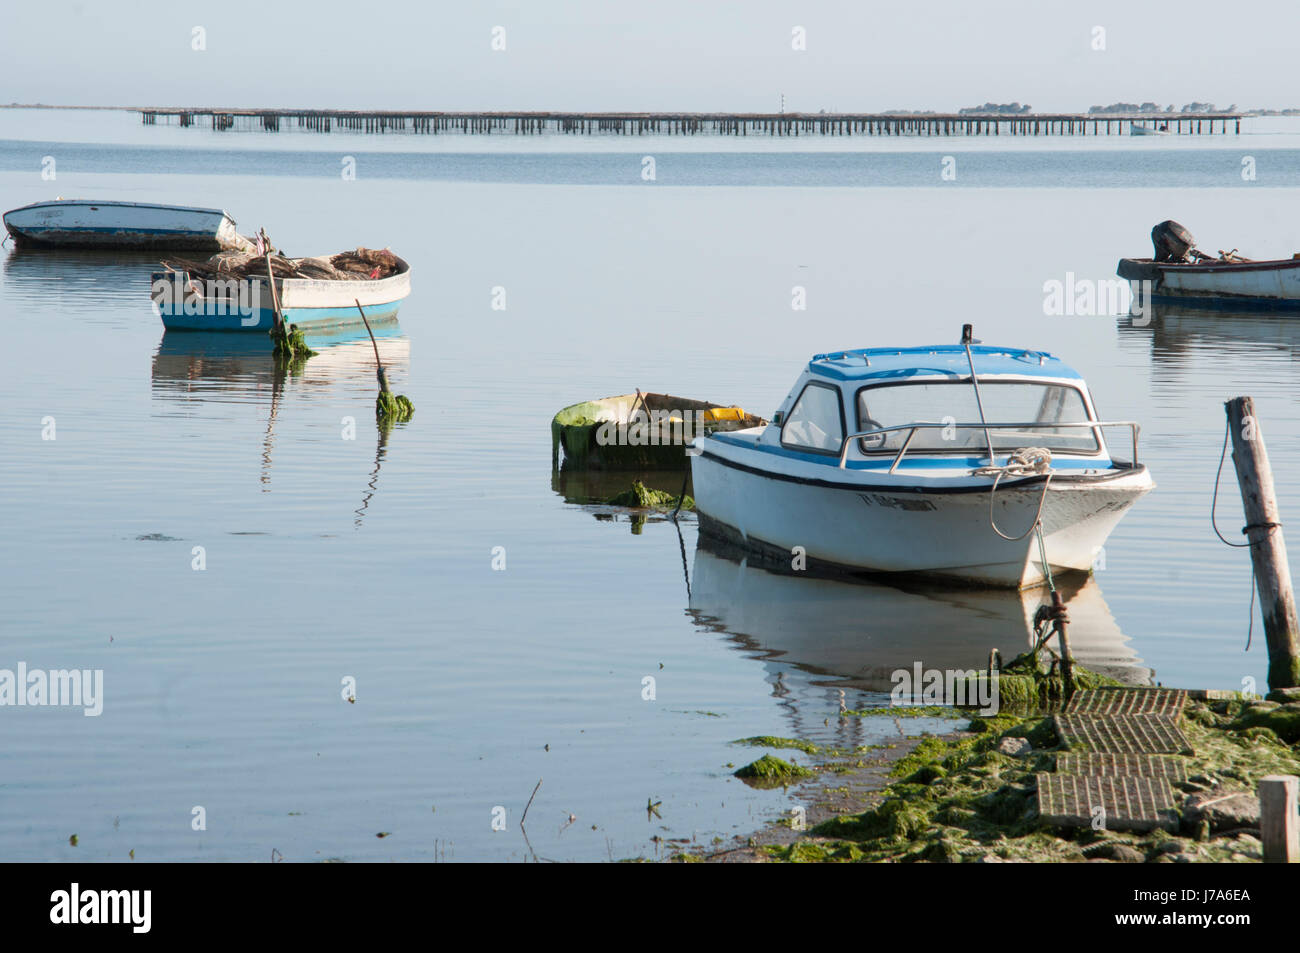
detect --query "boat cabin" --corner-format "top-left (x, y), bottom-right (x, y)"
top-left (758, 345), bottom-right (1119, 468)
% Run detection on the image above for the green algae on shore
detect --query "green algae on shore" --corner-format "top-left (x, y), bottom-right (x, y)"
top-left (712, 665), bottom-right (1300, 864)
top-left (949, 652), bottom-right (1124, 716)
top-left (767, 693), bottom-right (1300, 863)
top-left (733, 736), bottom-right (886, 759)
top-left (843, 706), bottom-right (964, 719)
top-left (734, 736), bottom-right (822, 755)
top-left (1226, 700), bottom-right (1300, 743)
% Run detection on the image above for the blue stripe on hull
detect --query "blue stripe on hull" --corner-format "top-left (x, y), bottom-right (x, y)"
top-left (158, 302), bottom-right (403, 331)
top-left (13, 225), bottom-right (225, 250)
top-left (14, 225), bottom-right (214, 237)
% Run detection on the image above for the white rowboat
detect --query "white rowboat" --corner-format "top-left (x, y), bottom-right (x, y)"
top-left (2, 199), bottom-right (251, 251)
top-left (150, 256), bottom-right (412, 332)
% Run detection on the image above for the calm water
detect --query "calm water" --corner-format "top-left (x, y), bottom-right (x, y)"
top-left (2, 110), bottom-right (1299, 861)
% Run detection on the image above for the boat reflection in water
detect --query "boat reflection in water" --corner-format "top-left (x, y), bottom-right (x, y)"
top-left (687, 534), bottom-right (1152, 736)
top-left (3, 246), bottom-right (162, 317)
top-left (151, 322), bottom-right (408, 396)
top-left (151, 323), bottom-right (410, 514)
top-left (1120, 297), bottom-right (1300, 372)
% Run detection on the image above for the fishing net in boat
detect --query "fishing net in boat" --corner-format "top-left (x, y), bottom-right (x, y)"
top-left (160, 246), bottom-right (401, 282)
top-left (330, 247), bottom-right (400, 278)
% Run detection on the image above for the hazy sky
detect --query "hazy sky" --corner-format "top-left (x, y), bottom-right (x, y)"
top-left (3, 0), bottom-right (1295, 113)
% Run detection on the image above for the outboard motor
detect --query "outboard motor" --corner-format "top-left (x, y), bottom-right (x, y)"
top-left (1151, 220), bottom-right (1196, 262)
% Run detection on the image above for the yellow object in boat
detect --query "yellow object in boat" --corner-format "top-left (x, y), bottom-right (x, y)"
top-left (702, 406), bottom-right (746, 422)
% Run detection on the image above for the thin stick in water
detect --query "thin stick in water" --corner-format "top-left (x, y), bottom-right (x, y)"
top-left (520, 778), bottom-right (543, 828)
top-left (355, 298), bottom-right (390, 393)
top-left (263, 229), bottom-right (284, 330)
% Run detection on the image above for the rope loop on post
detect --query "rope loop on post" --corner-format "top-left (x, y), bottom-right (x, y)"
top-left (1242, 521), bottom-right (1282, 537)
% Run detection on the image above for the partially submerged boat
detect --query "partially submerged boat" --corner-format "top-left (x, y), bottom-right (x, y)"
top-left (552, 392), bottom-right (766, 469)
top-left (1118, 219), bottom-right (1300, 310)
top-left (688, 329), bottom-right (1154, 589)
top-left (150, 247), bottom-right (411, 331)
top-left (3, 199), bottom-right (252, 251)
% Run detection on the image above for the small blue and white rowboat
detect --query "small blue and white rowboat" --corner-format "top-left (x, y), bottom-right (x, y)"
top-left (689, 329), bottom-right (1154, 589)
top-left (2, 199), bottom-right (252, 251)
top-left (150, 255), bottom-right (412, 332)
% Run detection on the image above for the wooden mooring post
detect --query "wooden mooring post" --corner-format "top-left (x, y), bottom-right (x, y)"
top-left (1258, 775), bottom-right (1299, 863)
top-left (1226, 397), bottom-right (1300, 690)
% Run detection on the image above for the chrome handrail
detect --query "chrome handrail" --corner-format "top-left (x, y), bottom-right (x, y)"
top-left (834, 420), bottom-right (1142, 470)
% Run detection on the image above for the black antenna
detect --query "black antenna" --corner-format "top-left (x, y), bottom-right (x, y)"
top-left (960, 323), bottom-right (994, 465)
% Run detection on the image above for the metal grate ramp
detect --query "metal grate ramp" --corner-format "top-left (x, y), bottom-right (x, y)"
top-left (1054, 713), bottom-right (1192, 755)
top-left (1054, 752), bottom-right (1189, 781)
top-left (1036, 774), bottom-right (1179, 832)
top-left (1063, 687), bottom-right (1187, 717)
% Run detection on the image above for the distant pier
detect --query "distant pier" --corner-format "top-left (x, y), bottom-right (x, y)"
top-left (137, 108), bottom-right (1243, 137)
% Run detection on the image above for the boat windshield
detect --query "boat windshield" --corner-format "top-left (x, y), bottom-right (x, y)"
top-left (855, 380), bottom-right (1099, 454)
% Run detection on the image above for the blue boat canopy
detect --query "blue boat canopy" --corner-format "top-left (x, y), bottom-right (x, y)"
top-left (806, 345), bottom-right (1083, 382)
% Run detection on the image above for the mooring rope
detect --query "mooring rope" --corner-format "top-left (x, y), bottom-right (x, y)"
top-left (972, 447), bottom-right (1066, 661)
top-left (1209, 416), bottom-right (1285, 652)
top-left (1211, 417), bottom-right (1279, 651)
top-left (1211, 418), bottom-right (1254, 549)
top-left (1035, 520), bottom-right (1058, 594)
top-left (973, 447), bottom-right (1054, 542)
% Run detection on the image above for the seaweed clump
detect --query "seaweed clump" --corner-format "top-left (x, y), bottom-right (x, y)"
top-left (733, 754), bottom-right (812, 788)
top-left (604, 481), bottom-right (693, 510)
top-left (376, 390), bottom-right (415, 424)
top-left (270, 323), bottom-right (317, 362)
top-left (1227, 701), bottom-right (1300, 744)
top-left (953, 651), bottom-right (1123, 716)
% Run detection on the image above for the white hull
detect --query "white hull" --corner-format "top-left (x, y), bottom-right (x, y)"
top-left (3, 200), bottom-right (249, 251)
top-left (1119, 256), bottom-right (1300, 307)
top-left (151, 256), bottom-right (412, 331)
top-left (690, 437), bottom-right (1153, 589)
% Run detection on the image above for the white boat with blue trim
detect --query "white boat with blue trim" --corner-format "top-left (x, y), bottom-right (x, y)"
top-left (150, 252), bottom-right (411, 332)
top-left (688, 328), bottom-right (1154, 589)
top-left (3, 199), bottom-right (252, 251)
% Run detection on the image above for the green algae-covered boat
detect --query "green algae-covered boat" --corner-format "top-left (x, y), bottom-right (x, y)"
top-left (551, 392), bottom-right (766, 470)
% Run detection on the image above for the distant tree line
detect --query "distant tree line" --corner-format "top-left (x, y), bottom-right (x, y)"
top-left (1088, 102), bottom-right (1231, 114)
top-left (957, 102), bottom-right (1032, 115)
